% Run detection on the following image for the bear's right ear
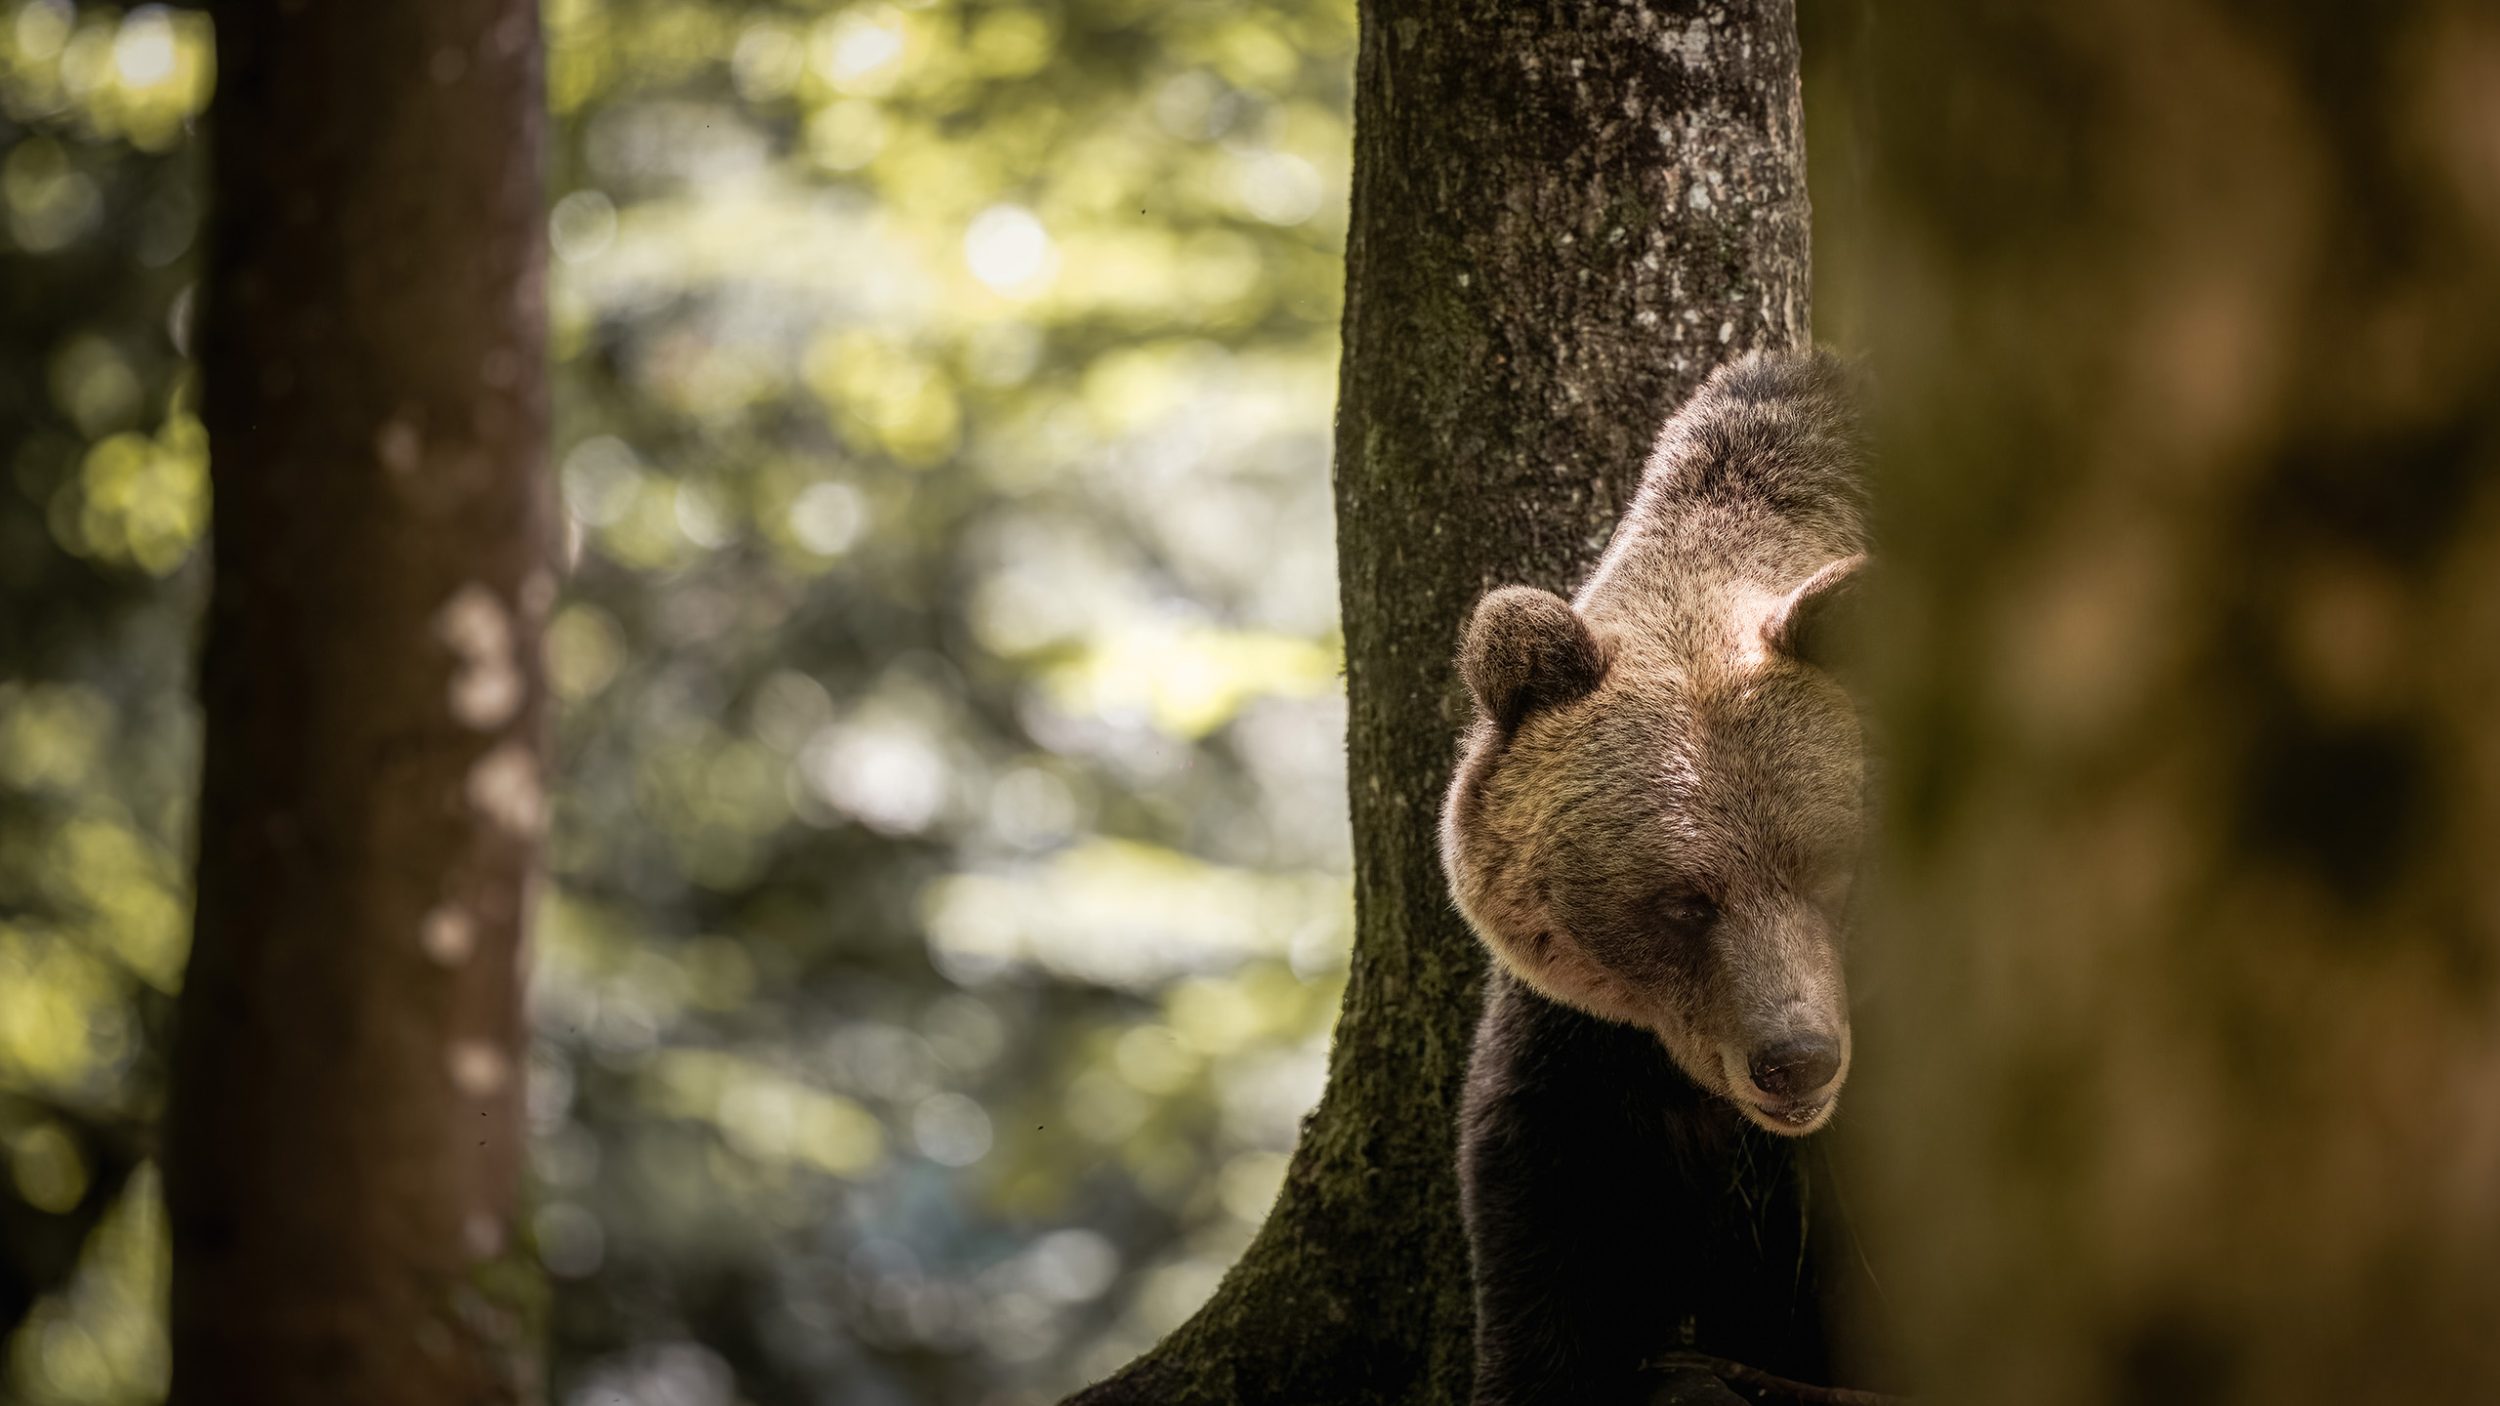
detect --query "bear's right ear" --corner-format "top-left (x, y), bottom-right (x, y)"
top-left (1458, 585), bottom-right (1608, 732)
top-left (1761, 553), bottom-right (1871, 676)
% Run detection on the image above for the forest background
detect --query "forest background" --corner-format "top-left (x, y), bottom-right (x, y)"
top-left (2, 1), bottom-right (1376, 1401)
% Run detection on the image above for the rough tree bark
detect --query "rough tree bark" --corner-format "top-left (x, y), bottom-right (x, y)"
top-left (1839, 3), bottom-right (2500, 1403)
top-left (1071, 3), bottom-right (1810, 1401)
top-left (164, 3), bottom-right (552, 1403)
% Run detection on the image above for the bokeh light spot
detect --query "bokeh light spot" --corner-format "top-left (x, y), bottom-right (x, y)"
top-left (912, 1092), bottom-right (994, 1167)
top-left (964, 204), bottom-right (1055, 295)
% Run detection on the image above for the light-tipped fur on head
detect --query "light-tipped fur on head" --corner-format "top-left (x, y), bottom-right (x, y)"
top-left (1441, 349), bottom-right (1872, 1136)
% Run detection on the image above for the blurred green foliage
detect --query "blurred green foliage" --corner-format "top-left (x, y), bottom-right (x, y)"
top-left (0, 0), bottom-right (1356, 1402)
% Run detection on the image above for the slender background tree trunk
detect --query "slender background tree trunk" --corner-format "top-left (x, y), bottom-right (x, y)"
top-left (1072, 3), bottom-right (1810, 1400)
top-left (164, 2), bottom-right (552, 1402)
top-left (1840, 3), bottom-right (2500, 1402)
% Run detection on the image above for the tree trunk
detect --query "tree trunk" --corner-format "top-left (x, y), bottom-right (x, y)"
top-left (165, 3), bottom-right (552, 1402)
top-left (1071, 3), bottom-right (1810, 1401)
top-left (1840, 3), bottom-right (2500, 1403)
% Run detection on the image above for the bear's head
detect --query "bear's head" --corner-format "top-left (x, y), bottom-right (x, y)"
top-left (1441, 554), bottom-right (1868, 1135)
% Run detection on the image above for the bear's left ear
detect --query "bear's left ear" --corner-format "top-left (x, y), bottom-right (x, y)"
top-left (1761, 553), bottom-right (1871, 675)
top-left (1459, 585), bottom-right (1609, 732)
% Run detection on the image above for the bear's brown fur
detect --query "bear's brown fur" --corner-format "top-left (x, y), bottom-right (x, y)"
top-left (1443, 347), bottom-right (1870, 1135)
top-left (1441, 349), bottom-right (1875, 1404)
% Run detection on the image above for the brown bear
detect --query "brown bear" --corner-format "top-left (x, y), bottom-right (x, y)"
top-left (1440, 348), bottom-right (1874, 1403)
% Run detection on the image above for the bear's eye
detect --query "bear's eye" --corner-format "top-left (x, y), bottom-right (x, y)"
top-left (1647, 886), bottom-right (1719, 936)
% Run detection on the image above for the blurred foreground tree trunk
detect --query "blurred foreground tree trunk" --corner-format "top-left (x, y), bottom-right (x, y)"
top-left (1844, 4), bottom-right (2500, 1403)
top-left (1071, 2), bottom-right (1810, 1402)
top-left (165, 2), bottom-right (552, 1403)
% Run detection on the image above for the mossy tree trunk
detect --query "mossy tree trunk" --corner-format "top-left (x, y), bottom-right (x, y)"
top-left (1070, 2), bottom-right (1811, 1401)
top-left (1838, 3), bottom-right (2500, 1402)
top-left (164, 2), bottom-right (553, 1402)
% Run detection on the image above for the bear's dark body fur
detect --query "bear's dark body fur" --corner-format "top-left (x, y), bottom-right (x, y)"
top-left (1462, 971), bottom-right (1837, 1404)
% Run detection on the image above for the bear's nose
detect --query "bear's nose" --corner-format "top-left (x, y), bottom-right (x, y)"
top-left (1747, 1036), bottom-right (1841, 1100)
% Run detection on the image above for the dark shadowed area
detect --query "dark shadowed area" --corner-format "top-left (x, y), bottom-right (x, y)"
top-left (1826, 3), bottom-right (2500, 1402)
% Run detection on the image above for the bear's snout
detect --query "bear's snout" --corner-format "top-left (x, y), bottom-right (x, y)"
top-left (1716, 1014), bottom-right (1850, 1135)
top-left (1745, 1035), bottom-right (1841, 1102)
